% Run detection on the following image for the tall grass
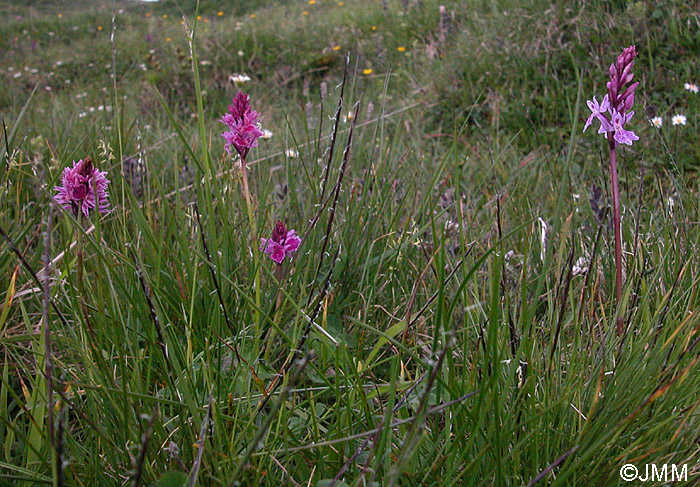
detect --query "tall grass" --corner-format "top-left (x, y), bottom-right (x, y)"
top-left (2, 0), bottom-right (700, 485)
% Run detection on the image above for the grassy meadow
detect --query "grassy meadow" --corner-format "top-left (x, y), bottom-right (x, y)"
top-left (2, 0), bottom-right (700, 485)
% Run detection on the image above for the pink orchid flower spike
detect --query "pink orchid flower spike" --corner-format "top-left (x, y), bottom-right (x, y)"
top-left (260, 220), bottom-right (302, 265)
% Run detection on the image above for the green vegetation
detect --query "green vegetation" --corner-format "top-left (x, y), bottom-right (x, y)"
top-left (2, 0), bottom-right (700, 485)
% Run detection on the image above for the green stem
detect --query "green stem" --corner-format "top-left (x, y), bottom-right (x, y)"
top-left (240, 156), bottom-right (261, 340)
top-left (263, 265), bottom-right (285, 363)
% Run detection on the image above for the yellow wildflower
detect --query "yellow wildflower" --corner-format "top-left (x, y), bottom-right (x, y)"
top-left (363, 68), bottom-right (373, 75)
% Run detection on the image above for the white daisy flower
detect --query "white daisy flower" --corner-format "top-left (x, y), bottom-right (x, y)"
top-left (261, 129), bottom-right (273, 139)
top-left (285, 149), bottom-right (299, 158)
top-left (672, 114), bottom-right (687, 126)
top-left (650, 116), bottom-right (662, 128)
top-left (684, 83), bottom-right (699, 93)
top-left (229, 73), bottom-right (251, 84)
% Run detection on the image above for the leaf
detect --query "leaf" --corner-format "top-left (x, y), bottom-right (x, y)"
top-left (317, 480), bottom-right (349, 487)
top-left (364, 319), bottom-right (408, 369)
top-left (0, 265), bottom-right (19, 334)
top-left (153, 471), bottom-right (188, 487)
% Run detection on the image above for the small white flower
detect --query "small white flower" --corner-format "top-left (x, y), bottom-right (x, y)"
top-left (650, 116), bottom-right (662, 128)
top-left (54, 60), bottom-right (63, 66)
top-left (572, 257), bottom-right (589, 276)
top-left (199, 60), bottom-right (212, 66)
top-left (229, 73), bottom-right (251, 84)
top-left (261, 129), bottom-right (273, 139)
top-left (7, 66), bottom-right (13, 71)
top-left (78, 112), bottom-right (87, 118)
top-left (672, 114), bottom-right (687, 126)
top-left (237, 50), bottom-right (245, 56)
top-left (684, 83), bottom-right (699, 93)
top-left (97, 105), bottom-right (104, 111)
top-left (285, 149), bottom-right (299, 158)
top-left (45, 85), bottom-right (52, 91)
top-left (444, 220), bottom-right (459, 231)
top-left (13, 72), bottom-right (21, 78)
top-left (89, 106), bottom-right (95, 112)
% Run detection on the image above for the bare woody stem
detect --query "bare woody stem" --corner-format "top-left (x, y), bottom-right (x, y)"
top-left (608, 135), bottom-right (624, 335)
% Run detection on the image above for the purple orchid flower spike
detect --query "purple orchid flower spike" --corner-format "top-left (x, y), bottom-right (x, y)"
top-left (583, 46), bottom-right (639, 146)
top-left (260, 220), bottom-right (301, 265)
top-left (220, 91), bottom-right (264, 159)
top-left (54, 157), bottom-right (111, 217)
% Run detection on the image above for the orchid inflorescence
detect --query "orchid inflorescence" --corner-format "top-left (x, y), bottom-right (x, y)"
top-left (220, 91), bottom-right (264, 159)
top-left (583, 45), bottom-right (639, 146)
top-left (54, 157), bottom-right (111, 217)
top-left (259, 220), bottom-right (301, 265)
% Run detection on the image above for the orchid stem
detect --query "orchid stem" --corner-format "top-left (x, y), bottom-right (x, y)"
top-left (240, 156), bottom-right (261, 338)
top-left (608, 136), bottom-right (624, 335)
top-left (264, 265), bottom-right (285, 363)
